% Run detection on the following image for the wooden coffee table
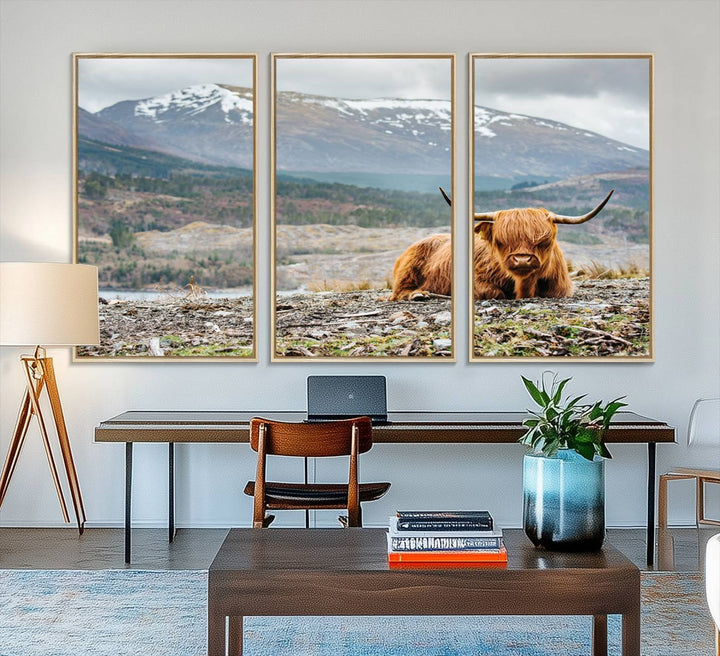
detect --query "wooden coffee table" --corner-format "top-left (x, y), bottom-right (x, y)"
top-left (208, 528), bottom-right (640, 656)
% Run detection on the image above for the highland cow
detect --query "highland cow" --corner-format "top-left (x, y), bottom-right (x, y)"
top-left (389, 187), bottom-right (613, 301)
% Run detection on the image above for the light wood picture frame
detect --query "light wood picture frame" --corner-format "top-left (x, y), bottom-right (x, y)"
top-left (72, 53), bottom-right (258, 361)
top-left (271, 53), bottom-right (456, 361)
top-left (469, 54), bottom-right (653, 362)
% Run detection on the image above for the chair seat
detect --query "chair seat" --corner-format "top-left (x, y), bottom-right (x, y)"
top-left (665, 467), bottom-right (720, 480)
top-left (244, 481), bottom-right (390, 509)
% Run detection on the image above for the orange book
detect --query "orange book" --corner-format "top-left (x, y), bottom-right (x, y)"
top-left (388, 545), bottom-right (507, 564)
top-left (389, 560), bottom-right (507, 569)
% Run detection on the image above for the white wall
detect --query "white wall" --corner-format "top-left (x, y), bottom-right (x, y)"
top-left (1, 0), bottom-right (718, 530)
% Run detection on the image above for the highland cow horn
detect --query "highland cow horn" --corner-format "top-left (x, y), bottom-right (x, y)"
top-left (439, 187), bottom-right (500, 222)
top-left (439, 186), bottom-right (452, 207)
top-left (473, 211), bottom-right (500, 222)
top-left (548, 190), bottom-right (615, 225)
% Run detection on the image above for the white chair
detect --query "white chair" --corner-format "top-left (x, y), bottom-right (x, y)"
top-left (707, 532), bottom-right (720, 656)
top-left (659, 398), bottom-right (720, 527)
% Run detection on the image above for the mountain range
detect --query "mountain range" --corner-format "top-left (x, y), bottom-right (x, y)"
top-left (79, 83), bottom-right (648, 183)
top-left (80, 84), bottom-right (254, 168)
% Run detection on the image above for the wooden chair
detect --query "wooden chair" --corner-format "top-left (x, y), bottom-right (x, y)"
top-left (243, 416), bottom-right (390, 528)
top-left (658, 468), bottom-right (720, 527)
top-left (658, 398), bottom-right (720, 529)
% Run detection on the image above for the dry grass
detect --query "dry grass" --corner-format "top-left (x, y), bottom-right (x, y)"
top-left (568, 259), bottom-right (649, 280)
top-left (150, 276), bottom-right (209, 302)
top-left (308, 279), bottom-right (378, 292)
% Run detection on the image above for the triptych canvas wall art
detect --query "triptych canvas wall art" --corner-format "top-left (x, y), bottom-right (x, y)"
top-left (72, 52), bottom-right (652, 362)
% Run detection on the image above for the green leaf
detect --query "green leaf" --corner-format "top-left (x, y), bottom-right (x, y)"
top-left (522, 376), bottom-right (549, 407)
top-left (574, 429), bottom-right (595, 443)
top-left (517, 373), bottom-right (623, 460)
top-left (601, 399), bottom-right (628, 427)
top-left (566, 394), bottom-right (587, 409)
top-left (587, 403), bottom-right (603, 421)
top-left (552, 377), bottom-right (571, 404)
top-left (576, 442), bottom-right (595, 461)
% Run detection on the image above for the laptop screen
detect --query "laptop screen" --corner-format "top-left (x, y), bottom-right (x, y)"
top-left (306, 375), bottom-right (387, 423)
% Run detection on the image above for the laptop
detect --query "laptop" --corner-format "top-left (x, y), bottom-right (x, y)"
top-left (306, 375), bottom-right (388, 425)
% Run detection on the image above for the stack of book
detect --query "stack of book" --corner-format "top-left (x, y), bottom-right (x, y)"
top-left (387, 510), bottom-right (507, 567)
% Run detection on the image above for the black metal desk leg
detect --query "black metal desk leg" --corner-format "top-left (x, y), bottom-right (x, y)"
top-left (169, 443), bottom-right (175, 542)
top-left (125, 442), bottom-right (133, 564)
top-left (647, 442), bottom-right (656, 566)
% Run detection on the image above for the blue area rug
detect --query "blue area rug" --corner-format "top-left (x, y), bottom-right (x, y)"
top-left (0, 569), bottom-right (714, 655)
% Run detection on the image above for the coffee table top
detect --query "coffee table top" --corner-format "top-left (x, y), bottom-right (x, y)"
top-left (210, 528), bottom-right (636, 574)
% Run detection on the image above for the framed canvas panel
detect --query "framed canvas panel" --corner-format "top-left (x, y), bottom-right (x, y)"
top-left (470, 54), bottom-right (653, 362)
top-left (73, 53), bottom-right (257, 361)
top-left (271, 54), bottom-right (456, 361)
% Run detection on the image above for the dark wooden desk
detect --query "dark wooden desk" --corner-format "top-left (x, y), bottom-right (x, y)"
top-left (207, 528), bottom-right (641, 656)
top-left (94, 411), bottom-right (675, 564)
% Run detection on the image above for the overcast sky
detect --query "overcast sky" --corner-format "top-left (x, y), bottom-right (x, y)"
top-left (474, 57), bottom-right (650, 149)
top-left (77, 57), bottom-right (254, 112)
top-left (275, 57), bottom-right (451, 100)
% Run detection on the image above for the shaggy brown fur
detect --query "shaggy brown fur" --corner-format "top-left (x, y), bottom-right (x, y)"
top-left (390, 207), bottom-right (574, 301)
top-left (472, 207), bottom-right (573, 300)
top-left (388, 233), bottom-right (452, 300)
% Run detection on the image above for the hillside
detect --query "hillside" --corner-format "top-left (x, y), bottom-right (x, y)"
top-left (473, 106), bottom-right (647, 179)
top-left (76, 83), bottom-right (649, 293)
top-left (93, 84), bottom-right (254, 168)
top-left (474, 168), bottom-right (650, 244)
top-left (79, 83), bottom-right (647, 185)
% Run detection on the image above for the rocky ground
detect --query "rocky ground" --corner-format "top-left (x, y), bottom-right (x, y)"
top-left (275, 290), bottom-right (452, 358)
top-left (77, 292), bottom-right (254, 358)
top-left (78, 277), bottom-right (650, 360)
top-left (473, 277), bottom-right (651, 358)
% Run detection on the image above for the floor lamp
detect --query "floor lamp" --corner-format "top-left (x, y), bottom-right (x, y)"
top-left (0, 262), bottom-right (99, 533)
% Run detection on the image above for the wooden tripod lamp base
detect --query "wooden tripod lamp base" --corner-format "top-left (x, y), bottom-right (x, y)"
top-left (0, 262), bottom-right (99, 533)
top-left (0, 348), bottom-right (87, 533)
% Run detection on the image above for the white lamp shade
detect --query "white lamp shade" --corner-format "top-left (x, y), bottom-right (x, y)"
top-left (0, 262), bottom-right (100, 346)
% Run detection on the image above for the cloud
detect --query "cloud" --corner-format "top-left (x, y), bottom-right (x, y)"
top-left (474, 57), bottom-right (650, 149)
top-left (275, 57), bottom-right (452, 100)
top-left (77, 57), bottom-right (255, 112)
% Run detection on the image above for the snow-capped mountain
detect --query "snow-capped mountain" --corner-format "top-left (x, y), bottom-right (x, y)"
top-left (472, 106), bottom-right (648, 179)
top-left (78, 85), bottom-right (648, 180)
top-left (131, 83), bottom-right (253, 124)
top-left (275, 92), bottom-right (452, 174)
top-left (85, 84), bottom-right (254, 168)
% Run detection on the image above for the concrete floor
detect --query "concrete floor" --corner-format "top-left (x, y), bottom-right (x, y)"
top-left (0, 526), bottom-right (716, 571)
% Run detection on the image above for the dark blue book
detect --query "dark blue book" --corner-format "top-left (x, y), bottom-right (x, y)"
top-left (396, 510), bottom-right (493, 531)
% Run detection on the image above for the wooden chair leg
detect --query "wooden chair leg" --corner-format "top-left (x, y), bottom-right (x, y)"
top-left (658, 474), bottom-right (669, 528)
top-left (697, 476), bottom-right (704, 527)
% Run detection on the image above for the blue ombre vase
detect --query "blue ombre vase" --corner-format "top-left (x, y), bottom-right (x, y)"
top-left (523, 449), bottom-right (606, 551)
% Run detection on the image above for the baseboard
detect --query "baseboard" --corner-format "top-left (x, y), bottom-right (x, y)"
top-left (1, 520), bottom-right (695, 530)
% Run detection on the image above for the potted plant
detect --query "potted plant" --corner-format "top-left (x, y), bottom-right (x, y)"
top-left (519, 372), bottom-right (626, 551)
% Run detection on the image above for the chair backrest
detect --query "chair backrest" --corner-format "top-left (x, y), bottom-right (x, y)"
top-left (688, 398), bottom-right (720, 447)
top-left (249, 417), bottom-right (373, 457)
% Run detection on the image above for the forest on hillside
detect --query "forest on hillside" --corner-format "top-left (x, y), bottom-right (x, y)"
top-left (77, 138), bottom-right (649, 291)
